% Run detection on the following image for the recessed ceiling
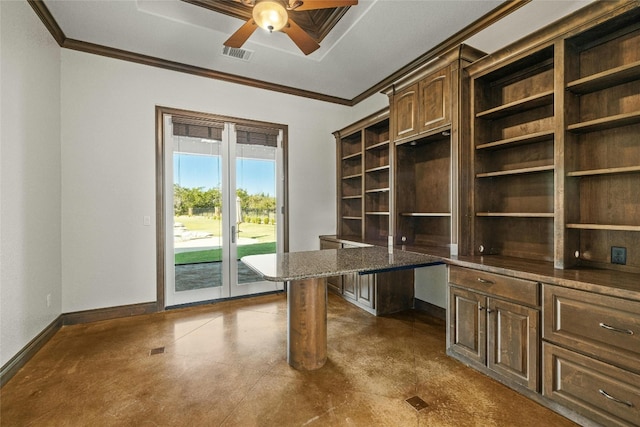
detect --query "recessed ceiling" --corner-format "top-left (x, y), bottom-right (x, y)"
top-left (39, 0), bottom-right (594, 103)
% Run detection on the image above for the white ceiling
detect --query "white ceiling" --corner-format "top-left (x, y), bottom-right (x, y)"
top-left (43, 0), bottom-right (594, 101)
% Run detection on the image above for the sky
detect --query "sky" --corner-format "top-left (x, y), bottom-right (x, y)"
top-left (174, 154), bottom-right (276, 196)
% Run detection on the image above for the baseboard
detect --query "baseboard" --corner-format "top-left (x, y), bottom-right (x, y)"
top-left (62, 302), bottom-right (158, 325)
top-left (0, 315), bottom-right (63, 387)
top-left (414, 298), bottom-right (446, 320)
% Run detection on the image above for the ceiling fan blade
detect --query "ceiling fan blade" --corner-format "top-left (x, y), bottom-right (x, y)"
top-left (289, 0), bottom-right (357, 11)
top-left (224, 18), bottom-right (258, 48)
top-left (281, 18), bottom-right (321, 55)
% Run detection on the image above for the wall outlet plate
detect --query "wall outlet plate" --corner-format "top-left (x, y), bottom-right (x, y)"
top-left (611, 246), bottom-right (627, 265)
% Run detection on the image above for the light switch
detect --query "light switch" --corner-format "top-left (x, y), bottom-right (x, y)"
top-left (143, 215), bottom-right (151, 226)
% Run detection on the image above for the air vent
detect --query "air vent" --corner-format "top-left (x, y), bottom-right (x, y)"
top-left (222, 46), bottom-right (254, 61)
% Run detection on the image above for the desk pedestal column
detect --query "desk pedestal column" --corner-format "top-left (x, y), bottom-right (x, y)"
top-left (287, 277), bottom-right (327, 370)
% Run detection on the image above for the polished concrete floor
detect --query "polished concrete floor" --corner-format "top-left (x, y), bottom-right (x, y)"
top-left (1, 293), bottom-right (577, 426)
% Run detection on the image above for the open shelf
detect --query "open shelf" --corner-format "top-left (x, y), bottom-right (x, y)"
top-left (400, 212), bottom-right (451, 217)
top-left (567, 166), bottom-right (640, 177)
top-left (476, 130), bottom-right (554, 150)
top-left (366, 140), bottom-right (390, 151)
top-left (342, 173), bottom-right (362, 180)
top-left (566, 223), bottom-right (640, 232)
top-left (476, 90), bottom-right (554, 120)
top-left (365, 187), bottom-right (390, 193)
top-left (566, 61), bottom-right (640, 94)
top-left (567, 110), bottom-right (640, 134)
top-left (365, 165), bottom-right (390, 173)
top-left (476, 165), bottom-right (554, 178)
top-left (476, 212), bottom-right (554, 218)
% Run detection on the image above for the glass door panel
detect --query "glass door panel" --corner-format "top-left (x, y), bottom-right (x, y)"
top-left (164, 116), bottom-right (283, 307)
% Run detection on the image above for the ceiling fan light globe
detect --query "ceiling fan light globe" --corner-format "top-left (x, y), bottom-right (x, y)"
top-left (253, 1), bottom-right (288, 32)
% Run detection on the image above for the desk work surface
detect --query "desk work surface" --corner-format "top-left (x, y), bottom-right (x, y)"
top-left (241, 246), bottom-right (443, 282)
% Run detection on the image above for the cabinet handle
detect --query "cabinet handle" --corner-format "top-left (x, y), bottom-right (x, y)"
top-left (599, 322), bottom-right (634, 335)
top-left (478, 306), bottom-right (485, 311)
top-left (477, 277), bottom-right (494, 285)
top-left (599, 389), bottom-right (634, 408)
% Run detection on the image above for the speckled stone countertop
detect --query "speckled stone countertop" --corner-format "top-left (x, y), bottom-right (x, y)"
top-left (241, 246), bottom-right (443, 282)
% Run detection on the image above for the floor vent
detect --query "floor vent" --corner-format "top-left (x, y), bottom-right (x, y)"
top-left (405, 396), bottom-right (429, 411)
top-left (149, 347), bottom-right (165, 356)
top-left (222, 46), bottom-right (254, 61)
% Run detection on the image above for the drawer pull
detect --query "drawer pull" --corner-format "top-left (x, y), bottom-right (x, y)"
top-left (599, 322), bottom-right (634, 335)
top-left (476, 277), bottom-right (494, 285)
top-left (599, 389), bottom-right (634, 408)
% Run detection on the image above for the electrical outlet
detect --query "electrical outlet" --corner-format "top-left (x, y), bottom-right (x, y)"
top-left (611, 246), bottom-right (627, 265)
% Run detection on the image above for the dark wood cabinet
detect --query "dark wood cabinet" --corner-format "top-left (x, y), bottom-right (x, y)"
top-left (542, 284), bottom-right (640, 426)
top-left (561, 9), bottom-right (640, 272)
top-left (418, 66), bottom-right (451, 132)
top-left (448, 266), bottom-right (540, 391)
top-left (389, 45), bottom-right (485, 253)
top-left (319, 237), bottom-right (413, 315)
top-left (334, 109), bottom-right (390, 243)
top-left (391, 84), bottom-right (418, 141)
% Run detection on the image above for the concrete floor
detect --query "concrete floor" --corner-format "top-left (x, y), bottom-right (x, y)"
top-left (0, 293), bottom-right (577, 426)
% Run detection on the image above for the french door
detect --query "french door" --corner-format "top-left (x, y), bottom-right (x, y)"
top-left (163, 113), bottom-right (284, 307)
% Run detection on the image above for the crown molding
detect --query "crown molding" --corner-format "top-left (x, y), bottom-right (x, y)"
top-left (28, 0), bottom-right (530, 106)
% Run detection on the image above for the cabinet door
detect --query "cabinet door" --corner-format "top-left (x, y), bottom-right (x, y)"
top-left (343, 272), bottom-right (357, 301)
top-left (418, 66), bottom-right (451, 132)
top-left (357, 273), bottom-right (375, 308)
top-left (487, 298), bottom-right (539, 391)
top-left (392, 83), bottom-right (418, 141)
top-left (449, 286), bottom-right (486, 364)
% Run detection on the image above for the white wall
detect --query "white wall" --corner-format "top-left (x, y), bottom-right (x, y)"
top-left (60, 51), bottom-right (352, 312)
top-left (0, 0), bottom-right (62, 367)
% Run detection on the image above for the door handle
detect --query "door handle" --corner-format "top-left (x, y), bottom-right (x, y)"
top-left (231, 225), bottom-right (236, 244)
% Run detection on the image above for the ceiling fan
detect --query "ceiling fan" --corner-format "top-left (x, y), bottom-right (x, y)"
top-left (224, 0), bottom-right (358, 55)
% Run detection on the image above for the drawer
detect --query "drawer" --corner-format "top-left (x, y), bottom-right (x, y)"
top-left (449, 266), bottom-right (539, 307)
top-left (543, 342), bottom-right (640, 427)
top-left (543, 285), bottom-right (640, 373)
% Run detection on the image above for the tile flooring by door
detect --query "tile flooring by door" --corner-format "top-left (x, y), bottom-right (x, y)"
top-left (0, 293), bottom-right (577, 426)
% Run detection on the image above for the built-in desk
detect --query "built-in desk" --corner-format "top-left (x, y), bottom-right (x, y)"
top-left (241, 246), bottom-right (442, 370)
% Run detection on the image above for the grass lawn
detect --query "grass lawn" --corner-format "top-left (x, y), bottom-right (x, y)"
top-left (175, 241), bottom-right (276, 264)
top-left (175, 215), bottom-right (275, 243)
top-left (174, 215), bottom-right (276, 265)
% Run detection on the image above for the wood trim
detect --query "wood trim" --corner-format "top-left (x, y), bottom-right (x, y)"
top-left (27, 0), bottom-right (65, 46)
top-left (465, 0), bottom-right (640, 77)
top-left (0, 316), bottom-right (63, 387)
top-left (357, 0), bottom-right (532, 103)
top-left (62, 302), bottom-right (158, 326)
top-left (27, 0), bottom-right (531, 106)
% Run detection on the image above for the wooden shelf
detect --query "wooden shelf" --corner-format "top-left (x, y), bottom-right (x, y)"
top-left (365, 187), bottom-right (390, 193)
top-left (342, 195), bottom-right (362, 200)
top-left (365, 165), bottom-right (390, 173)
top-left (341, 152), bottom-right (362, 161)
top-left (567, 166), bottom-right (640, 177)
top-left (400, 212), bottom-right (451, 217)
top-left (476, 90), bottom-right (554, 120)
top-left (567, 110), bottom-right (640, 133)
top-left (366, 140), bottom-right (390, 150)
top-left (365, 212), bottom-right (390, 216)
top-left (566, 223), bottom-right (640, 232)
top-left (342, 216), bottom-right (362, 220)
top-left (476, 165), bottom-right (554, 178)
top-left (566, 61), bottom-right (640, 94)
top-left (476, 212), bottom-right (554, 218)
top-left (342, 173), bottom-right (362, 180)
top-left (476, 130), bottom-right (554, 150)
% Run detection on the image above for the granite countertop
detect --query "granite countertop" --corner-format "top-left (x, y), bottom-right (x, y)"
top-left (241, 246), bottom-right (443, 282)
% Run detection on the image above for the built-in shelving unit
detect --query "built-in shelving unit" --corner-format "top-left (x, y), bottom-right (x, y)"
top-left (470, 45), bottom-right (556, 262)
top-left (334, 109), bottom-right (390, 244)
top-left (562, 9), bottom-right (640, 272)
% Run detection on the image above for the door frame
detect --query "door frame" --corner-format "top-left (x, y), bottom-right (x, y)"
top-left (155, 106), bottom-right (289, 310)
